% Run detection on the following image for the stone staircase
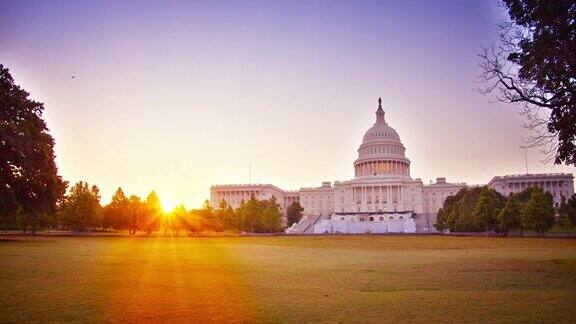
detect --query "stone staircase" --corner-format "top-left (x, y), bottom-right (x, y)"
top-left (285, 214), bottom-right (324, 234)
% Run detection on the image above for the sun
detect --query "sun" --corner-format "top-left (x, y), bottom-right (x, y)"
top-left (161, 198), bottom-right (178, 213)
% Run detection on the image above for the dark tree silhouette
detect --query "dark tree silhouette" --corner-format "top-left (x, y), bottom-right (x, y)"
top-left (0, 64), bottom-right (66, 233)
top-left (479, 0), bottom-right (576, 165)
top-left (286, 201), bottom-right (304, 227)
top-left (60, 181), bottom-right (102, 231)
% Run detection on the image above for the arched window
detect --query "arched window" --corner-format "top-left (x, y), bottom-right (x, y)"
top-left (379, 216), bottom-right (384, 221)
top-left (369, 216), bottom-right (374, 221)
top-left (350, 216), bottom-right (356, 221)
top-left (359, 217), bottom-right (365, 221)
top-left (340, 217), bottom-right (345, 221)
top-left (399, 216), bottom-right (404, 219)
top-left (389, 216), bottom-right (394, 220)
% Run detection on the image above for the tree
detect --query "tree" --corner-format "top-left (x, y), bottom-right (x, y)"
top-left (521, 187), bottom-right (555, 234)
top-left (453, 192), bottom-right (479, 232)
top-left (171, 204), bottom-right (188, 236)
top-left (435, 188), bottom-right (480, 232)
top-left (479, 0), bottom-right (576, 165)
top-left (557, 194), bottom-right (576, 230)
top-left (286, 201), bottom-right (304, 227)
top-left (473, 187), bottom-right (504, 232)
top-left (0, 64), bottom-right (67, 233)
top-left (216, 199), bottom-right (235, 232)
top-left (60, 181), bottom-right (102, 231)
top-left (0, 185), bottom-right (18, 231)
top-left (498, 194), bottom-right (523, 234)
top-left (236, 196), bottom-right (260, 232)
top-left (260, 196), bottom-right (283, 233)
top-left (143, 191), bottom-right (162, 235)
top-left (128, 195), bottom-right (144, 235)
top-left (102, 187), bottom-right (130, 231)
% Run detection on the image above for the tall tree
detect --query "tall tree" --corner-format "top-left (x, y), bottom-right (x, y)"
top-left (479, 0), bottom-right (576, 165)
top-left (260, 196), bottom-right (283, 233)
top-left (143, 191), bottom-right (162, 235)
top-left (128, 195), bottom-right (143, 235)
top-left (473, 187), bottom-right (504, 232)
top-left (498, 194), bottom-right (523, 234)
top-left (0, 64), bottom-right (66, 233)
top-left (286, 201), bottom-right (304, 227)
top-left (172, 204), bottom-right (188, 236)
top-left (557, 194), bottom-right (576, 230)
top-left (60, 181), bottom-right (102, 231)
top-left (521, 187), bottom-right (555, 234)
top-left (216, 199), bottom-right (235, 231)
top-left (102, 187), bottom-right (130, 231)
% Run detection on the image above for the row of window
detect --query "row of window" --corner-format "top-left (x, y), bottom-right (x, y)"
top-left (355, 161), bottom-right (408, 176)
top-left (504, 180), bottom-right (566, 189)
top-left (368, 132), bottom-right (395, 139)
top-left (339, 216), bottom-right (405, 221)
top-left (216, 191), bottom-right (263, 197)
top-left (361, 146), bottom-right (403, 156)
top-left (424, 190), bottom-right (456, 196)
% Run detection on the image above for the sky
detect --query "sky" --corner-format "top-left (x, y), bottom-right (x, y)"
top-left (1, 0), bottom-right (574, 208)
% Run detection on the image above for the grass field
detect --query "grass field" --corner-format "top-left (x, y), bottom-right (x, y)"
top-left (1, 235), bottom-right (576, 323)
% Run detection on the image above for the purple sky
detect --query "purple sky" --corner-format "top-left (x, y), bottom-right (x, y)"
top-left (1, 0), bottom-right (574, 208)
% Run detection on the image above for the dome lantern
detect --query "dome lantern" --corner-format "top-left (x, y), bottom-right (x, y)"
top-left (376, 97), bottom-right (385, 124)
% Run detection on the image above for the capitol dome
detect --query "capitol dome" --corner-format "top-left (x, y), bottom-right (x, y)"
top-left (354, 98), bottom-right (411, 178)
top-left (362, 120), bottom-right (400, 142)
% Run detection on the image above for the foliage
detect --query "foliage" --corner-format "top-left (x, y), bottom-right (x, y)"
top-left (143, 191), bottom-right (162, 235)
top-left (473, 187), bottom-right (505, 232)
top-left (216, 199), bottom-right (235, 230)
top-left (557, 194), bottom-right (576, 230)
top-left (0, 64), bottom-right (67, 233)
top-left (286, 201), bottom-right (304, 227)
top-left (437, 186), bottom-right (556, 234)
top-left (498, 193), bottom-right (522, 234)
top-left (102, 187), bottom-right (130, 230)
top-left (127, 195), bottom-right (145, 235)
top-left (435, 187), bottom-right (483, 232)
top-left (520, 187), bottom-right (555, 234)
top-left (479, 0), bottom-right (576, 165)
top-left (171, 204), bottom-right (188, 236)
top-left (59, 181), bottom-right (102, 231)
top-left (235, 195), bottom-right (283, 233)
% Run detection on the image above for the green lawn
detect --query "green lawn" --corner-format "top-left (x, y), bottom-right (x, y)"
top-left (1, 235), bottom-right (575, 323)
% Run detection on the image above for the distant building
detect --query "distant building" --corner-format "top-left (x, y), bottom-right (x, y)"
top-left (487, 173), bottom-right (574, 206)
top-left (210, 184), bottom-right (286, 209)
top-left (210, 98), bottom-right (575, 234)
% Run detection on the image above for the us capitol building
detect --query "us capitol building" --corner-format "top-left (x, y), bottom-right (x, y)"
top-left (211, 98), bottom-right (575, 234)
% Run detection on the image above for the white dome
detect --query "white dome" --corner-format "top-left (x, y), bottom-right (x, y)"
top-left (353, 98), bottom-right (411, 178)
top-left (362, 123), bottom-right (400, 143)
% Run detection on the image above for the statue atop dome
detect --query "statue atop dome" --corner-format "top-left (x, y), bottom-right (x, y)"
top-left (376, 97), bottom-right (385, 123)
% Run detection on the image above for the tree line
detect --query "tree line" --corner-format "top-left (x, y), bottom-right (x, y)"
top-left (435, 186), bottom-right (576, 234)
top-left (1, 178), bottom-right (302, 234)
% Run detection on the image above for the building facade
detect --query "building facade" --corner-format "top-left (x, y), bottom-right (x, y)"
top-left (210, 98), bottom-right (575, 234)
top-left (487, 173), bottom-right (574, 206)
